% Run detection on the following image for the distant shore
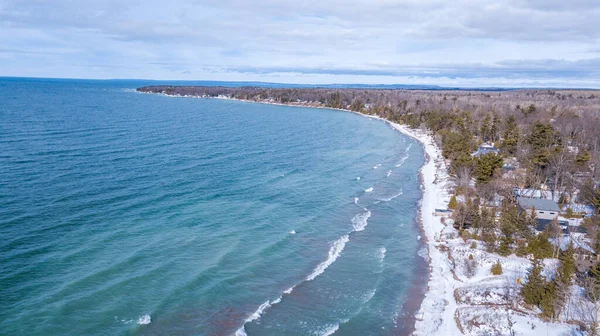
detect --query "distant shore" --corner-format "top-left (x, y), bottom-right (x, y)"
top-left (137, 88), bottom-right (447, 334)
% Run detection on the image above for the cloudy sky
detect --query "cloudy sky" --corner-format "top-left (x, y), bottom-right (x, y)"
top-left (1, 0), bottom-right (599, 87)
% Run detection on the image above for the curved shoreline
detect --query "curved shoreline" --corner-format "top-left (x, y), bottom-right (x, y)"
top-left (138, 91), bottom-right (447, 335)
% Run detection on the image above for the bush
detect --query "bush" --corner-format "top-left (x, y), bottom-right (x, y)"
top-left (491, 260), bottom-right (503, 275)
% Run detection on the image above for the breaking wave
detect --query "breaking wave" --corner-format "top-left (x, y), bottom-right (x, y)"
top-left (378, 190), bottom-right (403, 202)
top-left (306, 235), bottom-right (349, 281)
top-left (351, 210), bottom-right (371, 232)
top-left (364, 187), bottom-right (373, 193)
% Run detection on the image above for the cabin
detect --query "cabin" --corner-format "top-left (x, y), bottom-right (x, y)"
top-left (512, 188), bottom-right (551, 200)
top-left (517, 197), bottom-right (560, 220)
top-left (471, 144), bottom-right (499, 157)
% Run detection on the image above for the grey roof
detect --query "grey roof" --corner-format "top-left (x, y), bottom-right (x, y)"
top-left (517, 197), bottom-right (560, 212)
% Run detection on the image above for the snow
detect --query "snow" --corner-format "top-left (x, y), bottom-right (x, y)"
top-left (379, 118), bottom-right (584, 336)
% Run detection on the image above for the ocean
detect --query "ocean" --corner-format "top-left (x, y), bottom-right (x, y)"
top-left (0, 78), bottom-right (425, 335)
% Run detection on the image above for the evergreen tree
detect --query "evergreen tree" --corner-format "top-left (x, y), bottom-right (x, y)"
top-left (540, 281), bottom-right (557, 319)
top-left (491, 112), bottom-right (501, 141)
top-left (448, 195), bottom-right (457, 210)
top-left (557, 242), bottom-right (576, 286)
top-left (522, 258), bottom-right (546, 306)
top-left (501, 115), bottom-right (519, 155)
top-left (480, 113), bottom-right (491, 141)
top-left (474, 152), bottom-right (503, 184)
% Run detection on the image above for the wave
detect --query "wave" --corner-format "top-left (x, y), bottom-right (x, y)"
top-left (378, 190), bottom-right (403, 202)
top-left (283, 286), bottom-right (295, 294)
top-left (377, 247), bottom-right (387, 261)
top-left (306, 235), bottom-right (349, 281)
top-left (354, 197), bottom-right (359, 204)
top-left (364, 187), bottom-right (373, 193)
top-left (356, 177), bottom-right (360, 180)
top-left (386, 170), bottom-right (392, 177)
top-left (289, 230), bottom-right (296, 235)
top-left (351, 210), bottom-right (371, 232)
top-left (373, 164), bottom-right (381, 169)
top-left (364, 288), bottom-right (377, 302)
top-left (235, 298), bottom-right (282, 336)
top-left (321, 324), bottom-right (340, 336)
top-left (395, 143), bottom-right (413, 167)
top-left (137, 314), bottom-right (151, 325)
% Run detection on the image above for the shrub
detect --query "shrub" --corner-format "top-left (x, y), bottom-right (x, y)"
top-left (491, 260), bottom-right (503, 275)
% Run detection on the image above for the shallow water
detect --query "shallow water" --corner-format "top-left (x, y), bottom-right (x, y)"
top-left (0, 78), bottom-right (425, 335)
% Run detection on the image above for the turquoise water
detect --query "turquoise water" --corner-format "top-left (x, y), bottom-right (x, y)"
top-left (0, 78), bottom-right (425, 336)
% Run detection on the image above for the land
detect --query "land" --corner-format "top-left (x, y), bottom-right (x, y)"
top-left (138, 85), bottom-right (600, 335)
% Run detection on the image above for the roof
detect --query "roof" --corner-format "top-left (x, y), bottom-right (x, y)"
top-left (536, 218), bottom-right (568, 232)
top-left (517, 197), bottom-right (560, 212)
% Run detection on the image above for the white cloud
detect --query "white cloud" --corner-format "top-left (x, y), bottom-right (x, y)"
top-left (0, 0), bottom-right (599, 86)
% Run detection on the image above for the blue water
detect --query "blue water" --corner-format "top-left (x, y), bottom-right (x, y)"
top-left (0, 78), bottom-right (425, 336)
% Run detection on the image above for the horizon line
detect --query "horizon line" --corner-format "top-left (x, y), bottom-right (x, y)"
top-left (2, 75), bottom-right (599, 91)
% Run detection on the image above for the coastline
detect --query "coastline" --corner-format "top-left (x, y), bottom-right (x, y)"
top-left (139, 91), bottom-right (450, 334)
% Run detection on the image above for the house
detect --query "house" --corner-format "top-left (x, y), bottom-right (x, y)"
top-left (512, 187), bottom-right (551, 200)
top-left (472, 143), bottom-right (499, 157)
top-left (517, 197), bottom-right (561, 220)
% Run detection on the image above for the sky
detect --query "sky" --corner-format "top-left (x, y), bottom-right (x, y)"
top-left (1, 0), bottom-right (599, 87)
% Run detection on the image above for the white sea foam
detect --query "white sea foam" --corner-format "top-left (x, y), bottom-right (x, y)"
top-left (377, 247), bottom-right (387, 261)
top-left (364, 288), bottom-right (377, 302)
top-left (386, 170), bottom-right (392, 177)
top-left (234, 299), bottom-right (275, 336)
top-left (354, 197), bottom-right (359, 204)
top-left (379, 190), bottom-right (403, 202)
top-left (356, 177), bottom-right (360, 180)
top-left (137, 314), bottom-right (151, 325)
top-left (364, 187), bottom-right (373, 193)
top-left (395, 144), bottom-right (413, 167)
top-left (321, 324), bottom-right (340, 336)
top-left (283, 286), bottom-right (295, 294)
top-left (417, 246), bottom-right (429, 261)
top-left (306, 235), bottom-right (349, 281)
top-left (246, 300), bottom-right (271, 323)
top-left (351, 210), bottom-right (371, 232)
top-left (290, 230), bottom-right (296, 235)
top-left (373, 164), bottom-right (382, 169)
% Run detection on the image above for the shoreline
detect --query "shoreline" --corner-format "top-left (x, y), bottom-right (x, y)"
top-left (139, 91), bottom-right (448, 335)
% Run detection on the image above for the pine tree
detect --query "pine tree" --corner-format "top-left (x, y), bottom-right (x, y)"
top-left (521, 259), bottom-right (546, 306)
top-left (474, 152), bottom-right (503, 184)
top-left (491, 259), bottom-right (503, 275)
top-left (540, 281), bottom-right (557, 319)
top-left (557, 242), bottom-right (576, 286)
top-left (448, 195), bottom-right (457, 210)
top-left (501, 115), bottom-right (519, 155)
top-left (480, 113), bottom-right (491, 141)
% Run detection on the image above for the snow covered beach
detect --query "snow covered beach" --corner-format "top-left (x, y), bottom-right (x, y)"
top-left (385, 121), bottom-right (583, 336)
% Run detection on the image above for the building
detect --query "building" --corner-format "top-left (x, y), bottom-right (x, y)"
top-left (517, 197), bottom-right (560, 220)
top-left (472, 144), bottom-right (499, 157)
